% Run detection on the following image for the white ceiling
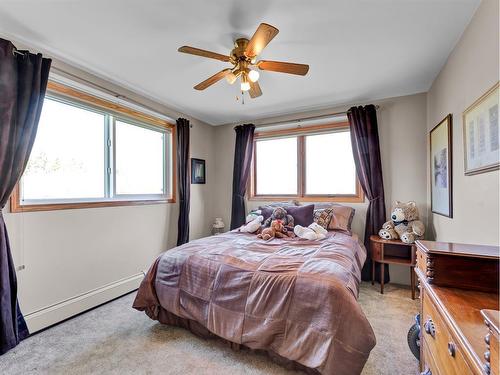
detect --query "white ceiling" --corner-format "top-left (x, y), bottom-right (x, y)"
top-left (0, 0), bottom-right (480, 125)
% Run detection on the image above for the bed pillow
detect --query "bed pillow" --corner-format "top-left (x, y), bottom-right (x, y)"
top-left (313, 208), bottom-right (335, 229)
top-left (328, 204), bottom-right (355, 233)
top-left (285, 204), bottom-right (314, 226)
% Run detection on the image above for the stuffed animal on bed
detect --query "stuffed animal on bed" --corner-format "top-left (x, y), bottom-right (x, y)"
top-left (258, 220), bottom-right (287, 240)
top-left (294, 222), bottom-right (328, 240)
top-left (262, 207), bottom-right (294, 232)
top-left (378, 201), bottom-right (425, 244)
top-left (238, 215), bottom-right (264, 233)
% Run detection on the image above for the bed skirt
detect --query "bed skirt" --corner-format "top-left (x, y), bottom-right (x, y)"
top-left (152, 305), bottom-right (319, 374)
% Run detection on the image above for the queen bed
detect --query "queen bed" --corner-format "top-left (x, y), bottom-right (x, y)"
top-left (133, 229), bottom-right (376, 375)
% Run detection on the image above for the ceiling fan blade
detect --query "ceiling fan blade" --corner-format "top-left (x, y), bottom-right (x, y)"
top-left (248, 80), bottom-right (262, 98)
top-left (178, 46), bottom-right (231, 62)
top-left (194, 69), bottom-right (232, 90)
top-left (257, 60), bottom-right (309, 76)
top-left (245, 23), bottom-right (279, 58)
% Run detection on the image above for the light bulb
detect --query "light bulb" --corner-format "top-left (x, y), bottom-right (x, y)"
top-left (225, 72), bottom-right (237, 85)
top-left (248, 69), bottom-right (259, 82)
top-left (241, 81), bottom-right (250, 91)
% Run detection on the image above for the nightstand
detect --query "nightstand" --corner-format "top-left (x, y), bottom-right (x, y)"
top-left (369, 235), bottom-right (417, 299)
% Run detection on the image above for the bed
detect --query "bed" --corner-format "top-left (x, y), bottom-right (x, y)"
top-left (133, 230), bottom-right (376, 375)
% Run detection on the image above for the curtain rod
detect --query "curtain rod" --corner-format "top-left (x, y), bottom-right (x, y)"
top-left (255, 105), bottom-right (380, 128)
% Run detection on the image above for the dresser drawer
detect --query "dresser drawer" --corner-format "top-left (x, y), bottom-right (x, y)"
top-left (422, 293), bottom-right (474, 375)
top-left (422, 343), bottom-right (441, 375)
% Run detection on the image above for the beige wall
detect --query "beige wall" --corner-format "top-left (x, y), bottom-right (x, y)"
top-left (426, 0), bottom-right (499, 245)
top-left (213, 92), bottom-right (428, 285)
top-left (3, 55), bottom-right (216, 332)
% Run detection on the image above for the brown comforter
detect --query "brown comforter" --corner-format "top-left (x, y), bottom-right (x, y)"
top-left (133, 231), bottom-right (376, 375)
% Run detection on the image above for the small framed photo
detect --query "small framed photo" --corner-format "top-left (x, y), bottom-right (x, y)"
top-left (430, 114), bottom-right (453, 218)
top-left (463, 82), bottom-right (499, 175)
top-left (191, 158), bottom-right (206, 184)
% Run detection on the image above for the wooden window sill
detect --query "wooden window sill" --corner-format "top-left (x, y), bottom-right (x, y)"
top-left (248, 195), bottom-right (365, 203)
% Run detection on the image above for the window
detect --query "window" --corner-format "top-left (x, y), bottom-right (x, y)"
top-left (250, 123), bottom-right (363, 202)
top-left (11, 82), bottom-right (175, 212)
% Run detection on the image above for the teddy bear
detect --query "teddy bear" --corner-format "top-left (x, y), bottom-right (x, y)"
top-left (294, 222), bottom-right (328, 240)
top-left (238, 215), bottom-right (264, 233)
top-left (258, 220), bottom-right (287, 241)
top-left (262, 207), bottom-right (294, 233)
top-left (378, 201), bottom-right (425, 244)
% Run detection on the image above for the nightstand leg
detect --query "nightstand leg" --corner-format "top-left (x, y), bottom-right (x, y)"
top-left (380, 263), bottom-right (384, 294)
top-left (371, 260), bottom-right (375, 285)
top-left (410, 266), bottom-right (415, 300)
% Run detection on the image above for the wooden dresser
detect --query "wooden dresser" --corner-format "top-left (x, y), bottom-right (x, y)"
top-left (415, 240), bottom-right (500, 375)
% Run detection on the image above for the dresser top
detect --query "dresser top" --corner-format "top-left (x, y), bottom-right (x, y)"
top-left (416, 240), bottom-right (500, 259)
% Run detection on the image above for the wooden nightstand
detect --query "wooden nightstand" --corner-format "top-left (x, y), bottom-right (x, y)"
top-left (369, 235), bottom-right (417, 299)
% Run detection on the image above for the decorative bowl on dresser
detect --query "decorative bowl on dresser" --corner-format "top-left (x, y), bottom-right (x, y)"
top-left (415, 240), bottom-right (499, 375)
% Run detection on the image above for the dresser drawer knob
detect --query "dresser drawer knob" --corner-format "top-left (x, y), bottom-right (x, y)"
top-left (447, 342), bottom-right (456, 357)
top-left (420, 368), bottom-right (432, 375)
top-left (484, 350), bottom-right (490, 362)
top-left (484, 363), bottom-right (491, 375)
top-left (485, 333), bottom-right (490, 345)
top-left (424, 318), bottom-right (435, 338)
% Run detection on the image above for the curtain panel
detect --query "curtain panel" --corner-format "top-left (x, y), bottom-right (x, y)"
top-left (0, 38), bottom-right (51, 355)
top-left (176, 118), bottom-right (190, 246)
top-left (347, 105), bottom-right (389, 283)
top-left (230, 124), bottom-right (255, 230)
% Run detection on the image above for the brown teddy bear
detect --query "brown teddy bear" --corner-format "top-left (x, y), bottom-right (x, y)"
top-left (258, 220), bottom-right (287, 240)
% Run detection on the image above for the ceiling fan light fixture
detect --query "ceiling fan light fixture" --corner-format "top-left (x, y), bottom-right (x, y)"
top-left (225, 72), bottom-right (237, 84)
top-left (241, 80), bottom-right (250, 91)
top-left (248, 69), bottom-right (260, 82)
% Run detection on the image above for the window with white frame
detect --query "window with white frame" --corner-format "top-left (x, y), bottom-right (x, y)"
top-left (15, 87), bottom-right (174, 211)
top-left (251, 123), bottom-right (363, 202)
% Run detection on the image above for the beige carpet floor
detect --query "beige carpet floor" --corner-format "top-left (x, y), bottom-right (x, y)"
top-left (0, 282), bottom-right (419, 375)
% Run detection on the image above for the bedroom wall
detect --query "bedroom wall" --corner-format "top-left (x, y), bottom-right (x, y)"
top-left (3, 55), bottom-right (217, 332)
top-left (213, 92), bottom-right (428, 285)
top-left (426, 0), bottom-right (499, 245)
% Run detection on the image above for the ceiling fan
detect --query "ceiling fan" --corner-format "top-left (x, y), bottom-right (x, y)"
top-left (178, 23), bottom-right (309, 99)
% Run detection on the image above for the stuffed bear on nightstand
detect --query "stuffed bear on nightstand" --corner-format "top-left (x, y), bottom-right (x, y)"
top-left (378, 201), bottom-right (425, 244)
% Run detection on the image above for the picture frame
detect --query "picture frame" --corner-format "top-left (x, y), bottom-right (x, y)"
top-left (430, 114), bottom-right (453, 218)
top-left (191, 158), bottom-right (206, 184)
top-left (463, 82), bottom-right (499, 175)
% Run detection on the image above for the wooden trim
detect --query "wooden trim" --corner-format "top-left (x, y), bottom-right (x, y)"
top-left (47, 81), bottom-right (175, 130)
top-left (10, 81), bottom-right (177, 213)
top-left (249, 123), bottom-right (365, 203)
top-left (255, 121), bottom-right (349, 138)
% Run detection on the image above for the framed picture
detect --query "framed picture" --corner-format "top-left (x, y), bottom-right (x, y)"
top-left (191, 158), bottom-right (206, 184)
top-left (463, 82), bottom-right (499, 175)
top-left (430, 114), bottom-right (453, 218)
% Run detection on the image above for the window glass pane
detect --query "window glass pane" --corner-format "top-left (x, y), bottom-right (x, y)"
top-left (22, 98), bottom-right (105, 200)
top-left (115, 120), bottom-right (164, 195)
top-left (256, 137), bottom-right (297, 195)
top-left (305, 131), bottom-right (357, 195)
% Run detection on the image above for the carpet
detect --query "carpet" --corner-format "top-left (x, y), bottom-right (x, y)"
top-left (0, 282), bottom-right (419, 375)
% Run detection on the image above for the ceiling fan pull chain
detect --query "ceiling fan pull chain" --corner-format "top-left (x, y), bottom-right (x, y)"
top-left (241, 91), bottom-right (245, 105)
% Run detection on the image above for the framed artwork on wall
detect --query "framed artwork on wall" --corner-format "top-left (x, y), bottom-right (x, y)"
top-left (463, 82), bottom-right (499, 175)
top-left (191, 158), bottom-right (206, 184)
top-left (430, 114), bottom-right (453, 218)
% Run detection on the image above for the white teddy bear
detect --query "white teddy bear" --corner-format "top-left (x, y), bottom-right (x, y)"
top-left (238, 215), bottom-right (264, 233)
top-left (294, 222), bottom-right (327, 240)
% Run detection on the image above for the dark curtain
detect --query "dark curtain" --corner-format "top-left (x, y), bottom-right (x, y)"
top-left (230, 124), bottom-right (255, 230)
top-left (0, 38), bottom-right (51, 355)
top-left (347, 105), bottom-right (389, 283)
top-left (176, 118), bottom-right (190, 246)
